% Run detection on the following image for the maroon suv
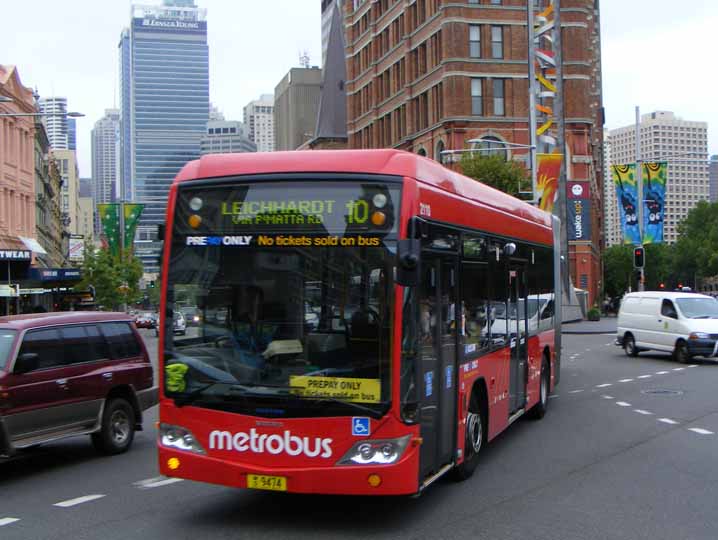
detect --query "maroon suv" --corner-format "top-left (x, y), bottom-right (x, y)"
top-left (0, 312), bottom-right (157, 458)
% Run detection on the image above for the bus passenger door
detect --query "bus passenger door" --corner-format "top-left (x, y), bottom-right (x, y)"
top-left (418, 256), bottom-right (458, 480)
top-left (508, 266), bottom-right (529, 414)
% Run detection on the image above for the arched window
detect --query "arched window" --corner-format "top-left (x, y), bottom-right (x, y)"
top-left (435, 140), bottom-right (445, 164)
top-left (417, 147), bottom-right (427, 157)
top-left (471, 135), bottom-right (508, 160)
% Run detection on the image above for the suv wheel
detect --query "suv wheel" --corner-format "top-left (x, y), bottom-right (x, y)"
top-left (92, 398), bottom-right (135, 455)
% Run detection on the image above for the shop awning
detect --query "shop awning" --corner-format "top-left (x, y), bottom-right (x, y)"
top-left (19, 236), bottom-right (48, 255)
top-left (0, 234), bottom-right (32, 262)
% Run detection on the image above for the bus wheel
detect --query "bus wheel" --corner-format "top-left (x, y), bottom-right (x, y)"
top-left (528, 356), bottom-right (550, 420)
top-left (454, 390), bottom-right (485, 481)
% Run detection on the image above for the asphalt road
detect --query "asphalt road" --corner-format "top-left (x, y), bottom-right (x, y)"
top-left (3, 332), bottom-right (718, 539)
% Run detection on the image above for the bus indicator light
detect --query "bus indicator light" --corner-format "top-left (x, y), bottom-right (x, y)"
top-left (167, 457), bottom-right (180, 470)
top-left (372, 193), bottom-right (388, 208)
top-left (189, 197), bottom-right (203, 211)
top-left (367, 474), bottom-right (382, 487)
top-left (371, 211), bottom-right (386, 226)
top-left (189, 214), bottom-right (202, 228)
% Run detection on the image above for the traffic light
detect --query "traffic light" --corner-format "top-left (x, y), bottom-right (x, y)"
top-left (659, 282), bottom-right (665, 289)
top-left (149, 281), bottom-right (155, 288)
top-left (633, 246), bottom-right (645, 269)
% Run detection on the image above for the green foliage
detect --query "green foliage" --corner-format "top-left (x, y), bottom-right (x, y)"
top-left (148, 278), bottom-right (161, 307)
top-left (77, 243), bottom-right (144, 311)
top-left (587, 306), bottom-right (601, 321)
top-left (459, 152), bottom-right (531, 198)
top-left (603, 245), bottom-right (633, 298)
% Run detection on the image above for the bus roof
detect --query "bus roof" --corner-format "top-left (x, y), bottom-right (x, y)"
top-left (175, 149), bottom-right (552, 229)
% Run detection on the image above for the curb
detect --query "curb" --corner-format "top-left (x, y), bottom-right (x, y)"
top-left (562, 329), bottom-right (616, 335)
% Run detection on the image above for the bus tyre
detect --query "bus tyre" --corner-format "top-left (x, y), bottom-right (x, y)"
top-left (92, 398), bottom-right (135, 455)
top-left (623, 334), bottom-right (639, 357)
top-left (454, 390), bottom-right (485, 481)
top-left (674, 340), bottom-right (690, 364)
top-left (528, 357), bottom-right (550, 420)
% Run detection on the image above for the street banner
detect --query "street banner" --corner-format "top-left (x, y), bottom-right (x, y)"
top-left (642, 162), bottom-right (667, 244)
top-left (611, 164), bottom-right (641, 245)
top-left (536, 153), bottom-right (563, 213)
top-left (567, 181), bottom-right (590, 200)
top-left (567, 197), bottom-right (591, 241)
top-left (123, 203), bottom-right (145, 251)
top-left (98, 203), bottom-right (121, 257)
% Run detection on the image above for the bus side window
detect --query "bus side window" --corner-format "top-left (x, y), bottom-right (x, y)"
top-left (461, 262), bottom-right (491, 353)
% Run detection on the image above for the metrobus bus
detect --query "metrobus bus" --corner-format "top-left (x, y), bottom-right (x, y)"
top-left (157, 149), bottom-right (561, 496)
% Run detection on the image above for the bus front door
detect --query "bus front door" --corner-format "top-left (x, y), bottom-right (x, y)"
top-left (508, 265), bottom-right (529, 414)
top-left (418, 256), bottom-right (458, 480)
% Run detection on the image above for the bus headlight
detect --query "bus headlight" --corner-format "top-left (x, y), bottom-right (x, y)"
top-left (337, 436), bottom-right (410, 465)
top-left (159, 423), bottom-right (206, 454)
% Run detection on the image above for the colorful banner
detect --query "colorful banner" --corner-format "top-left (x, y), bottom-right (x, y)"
top-left (98, 203), bottom-right (121, 257)
top-left (123, 203), bottom-right (144, 251)
top-left (642, 162), bottom-right (667, 244)
top-left (568, 181), bottom-right (590, 200)
top-left (567, 198), bottom-right (591, 241)
top-left (68, 235), bottom-right (85, 262)
top-left (536, 153), bottom-right (563, 213)
top-left (611, 164), bottom-right (641, 245)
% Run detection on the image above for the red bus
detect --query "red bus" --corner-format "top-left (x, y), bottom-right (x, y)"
top-left (157, 149), bottom-right (561, 495)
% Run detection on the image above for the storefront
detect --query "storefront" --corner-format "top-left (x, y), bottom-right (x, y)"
top-left (0, 244), bottom-right (32, 316)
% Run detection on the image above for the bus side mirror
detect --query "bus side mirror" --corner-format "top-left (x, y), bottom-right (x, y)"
top-left (396, 239), bottom-right (420, 287)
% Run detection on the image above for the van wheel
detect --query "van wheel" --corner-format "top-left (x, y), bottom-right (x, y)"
top-left (454, 391), bottom-right (485, 481)
top-left (624, 335), bottom-right (639, 357)
top-left (674, 341), bottom-right (691, 364)
top-left (528, 357), bottom-right (550, 420)
top-left (92, 398), bottom-right (135, 455)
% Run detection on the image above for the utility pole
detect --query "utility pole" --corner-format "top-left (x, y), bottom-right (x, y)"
top-left (635, 106), bottom-right (645, 291)
top-left (527, 0), bottom-right (538, 203)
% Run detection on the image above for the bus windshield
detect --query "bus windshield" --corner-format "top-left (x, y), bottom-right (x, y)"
top-left (164, 180), bottom-right (400, 417)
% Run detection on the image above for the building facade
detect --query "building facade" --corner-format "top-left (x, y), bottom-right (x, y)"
top-left (119, 0), bottom-right (209, 273)
top-left (243, 94), bottom-right (275, 152)
top-left (52, 149), bottom-right (82, 238)
top-left (274, 68), bottom-right (322, 151)
top-left (200, 120), bottom-right (256, 155)
top-left (602, 128), bottom-right (623, 247)
top-left (608, 111), bottom-right (709, 244)
top-left (321, 0), bottom-right (344, 67)
top-left (91, 108), bottom-right (120, 209)
top-left (34, 121), bottom-right (65, 268)
top-left (343, 0), bottom-right (604, 305)
top-left (710, 155), bottom-right (718, 203)
top-left (38, 96), bottom-right (70, 150)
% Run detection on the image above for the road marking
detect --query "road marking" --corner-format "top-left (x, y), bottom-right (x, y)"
top-left (596, 383), bottom-right (612, 388)
top-left (673, 368), bottom-right (686, 371)
top-left (688, 365), bottom-right (698, 368)
top-left (134, 477), bottom-right (184, 489)
top-left (0, 518), bottom-right (20, 527)
top-left (569, 389), bottom-right (584, 394)
top-left (616, 401), bottom-right (631, 407)
top-left (688, 428), bottom-right (714, 435)
top-left (655, 371), bottom-right (669, 375)
top-left (637, 375), bottom-right (652, 379)
top-left (634, 409), bottom-right (653, 415)
top-left (658, 418), bottom-right (679, 425)
top-left (53, 494), bottom-right (106, 508)
top-left (601, 395), bottom-right (614, 399)
top-left (548, 395), bottom-right (559, 399)
top-left (618, 378), bottom-right (634, 383)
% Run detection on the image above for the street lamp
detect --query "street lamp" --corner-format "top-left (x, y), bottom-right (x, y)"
top-left (0, 96), bottom-right (12, 103)
top-left (0, 110), bottom-right (85, 118)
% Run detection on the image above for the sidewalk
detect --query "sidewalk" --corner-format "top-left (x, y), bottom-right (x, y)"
top-left (561, 316), bottom-right (617, 335)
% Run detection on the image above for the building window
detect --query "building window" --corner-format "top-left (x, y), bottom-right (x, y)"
top-left (469, 25), bottom-right (481, 58)
top-left (491, 26), bottom-right (503, 59)
top-left (472, 136), bottom-right (508, 160)
top-left (491, 0), bottom-right (502, 3)
top-left (493, 79), bottom-right (505, 116)
top-left (417, 147), bottom-right (427, 157)
top-left (471, 78), bottom-right (483, 115)
top-left (436, 140), bottom-right (446, 164)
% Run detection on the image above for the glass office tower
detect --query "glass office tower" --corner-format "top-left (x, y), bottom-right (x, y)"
top-left (119, 0), bottom-right (209, 273)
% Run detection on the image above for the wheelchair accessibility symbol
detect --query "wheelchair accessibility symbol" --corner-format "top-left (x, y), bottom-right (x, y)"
top-left (352, 417), bottom-right (370, 437)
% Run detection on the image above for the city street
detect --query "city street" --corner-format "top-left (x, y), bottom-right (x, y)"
top-left (3, 331), bottom-right (718, 539)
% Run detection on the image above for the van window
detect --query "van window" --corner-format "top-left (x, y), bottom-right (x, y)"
top-left (660, 299), bottom-right (678, 319)
top-left (100, 323), bottom-right (142, 359)
top-left (19, 329), bottom-right (64, 369)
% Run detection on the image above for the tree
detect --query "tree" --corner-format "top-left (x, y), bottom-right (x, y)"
top-left (78, 243), bottom-right (144, 311)
top-left (673, 201), bottom-right (718, 288)
top-left (459, 152), bottom-right (531, 198)
top-left (603, 245), bottom-right (633, 299)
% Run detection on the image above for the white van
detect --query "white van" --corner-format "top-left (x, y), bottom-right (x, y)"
top-left (617, 291), bottom-right (718, 363)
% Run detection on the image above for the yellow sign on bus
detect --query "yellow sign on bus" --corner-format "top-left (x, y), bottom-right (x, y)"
top-left (289, 376), bottom-right (381, 404)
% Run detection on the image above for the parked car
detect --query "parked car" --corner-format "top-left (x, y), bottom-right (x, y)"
top-left (179, 306), bottom-right (201, 327)
top-left (616, 291), bottom-right (718, 363)
top-left (0, 312), bottom-right (157, 458)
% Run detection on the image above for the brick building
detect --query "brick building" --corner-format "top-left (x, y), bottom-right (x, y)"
top-left (344, 0), bottom-right (604, 305)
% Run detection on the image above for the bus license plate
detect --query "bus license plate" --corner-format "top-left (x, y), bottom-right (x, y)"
top-left (246, 474), bottom-right (287, 492)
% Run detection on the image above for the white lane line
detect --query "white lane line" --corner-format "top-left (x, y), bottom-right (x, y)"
top-left (616, 401), bottom-right (632, 407)
top-left (134, 477), bottom-right (184, 489)
top-left (618, 378), bottom-right (634, 383)
top-left (53, 494), bottom-right (106, 508)
top-left (673, 367), bottom-right (686, 371)
top-left (548, 395), bottom-right (559, 399)
top-left (0, 518), bottom-right (20, 527)
top-left (658, 418), bottom-right (679, 425)
top-left (596, 383), bottom-right (613, 388)
top-left (655, 371), bottom-right (670, 375)
top-left (688, 365), bottom-right (698, 368)
top-left (569, 389), bottom-right (584, 394)
top-left (602, 395), bottom-right (614, 399)
top-left (637, 375), bottom-right (652, 379)
top-left (688, 428), bottom-right (714, 435)
top-left (634, 409), bottom-right (653, 415)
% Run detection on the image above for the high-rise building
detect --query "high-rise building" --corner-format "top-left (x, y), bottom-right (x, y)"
top-left (200, 120), bottom-right (256, 155)
top-left (243, 94), bottom-right (275, 152)
top-left (321, 0), bottom-right (344, 68)
top-left (91, 109), bottom-right (121, 208)
top-left (710, 155), bottom-right (718, 203)
top-left (274, 67), bottom-right (322, 151)
top-left (343, 0), bottom-right (604, 305)
top-left (119, 0), bottom-right (209, 273)
top-left (67, 117), bottom-right (77, 151)
top-left (38, 96), bottom-right (69, 150)
top-left (603, 129), bottom-right (622, 247)
top-left (608, 111), bottom-right (709, 244)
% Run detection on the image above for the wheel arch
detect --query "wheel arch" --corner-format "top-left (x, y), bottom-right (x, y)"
top-left (106, 385), bottom-right (143, 430)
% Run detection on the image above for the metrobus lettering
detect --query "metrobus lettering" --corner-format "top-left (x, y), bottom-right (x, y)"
top-left (209, 429), bottom-right (333, 458)
top-left (221, 200), bottom-right (336, 216)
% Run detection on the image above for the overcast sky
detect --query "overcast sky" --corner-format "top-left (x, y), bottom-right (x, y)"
top-left (1, 0), bottom-right (716, 177)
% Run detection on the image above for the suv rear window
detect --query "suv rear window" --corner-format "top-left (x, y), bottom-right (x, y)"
top-left (100, 322), bottom-right (142, 359)
top-left (60, 325), bottom-right (111, 364)
top-left (19, 329), bottom-right (64, 369)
